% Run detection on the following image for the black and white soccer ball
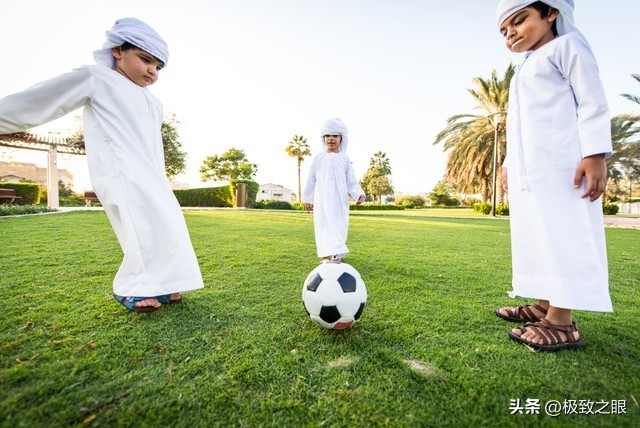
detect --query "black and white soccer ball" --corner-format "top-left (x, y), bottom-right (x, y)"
top-left (302, 262), bottom-right (367, 329)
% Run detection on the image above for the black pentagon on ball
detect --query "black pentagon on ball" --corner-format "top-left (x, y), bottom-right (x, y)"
top-left (319, 305), bottom-right (341, 323)
top-left (337, 272), bottom-right (357, 292)
top-left (305, 273), bottom-right (323, 291)
top-left (354, 302), bottom-right (365, 320)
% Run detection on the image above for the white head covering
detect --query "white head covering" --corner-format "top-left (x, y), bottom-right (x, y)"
top-left (320, 118), bottom-right (349, 153)
top-left (93, 17), bottom-right (169, 69)
top-left (496, 0), bottom-right (578, 35)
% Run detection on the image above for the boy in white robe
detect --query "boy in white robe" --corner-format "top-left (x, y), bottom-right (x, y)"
top-left (0, 18), bottom-right (204, 313)
top-left (494, 1), bottom-right (613, 350)
top-left (302, 118), bottom-right (365, 262)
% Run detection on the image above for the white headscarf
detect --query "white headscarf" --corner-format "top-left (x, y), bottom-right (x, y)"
top-left (496, 0), bottom-right (578, 35)
top-left (93, 17), bottom-right (169, 69)
top-left (320, 118), bottom-right (349, 153)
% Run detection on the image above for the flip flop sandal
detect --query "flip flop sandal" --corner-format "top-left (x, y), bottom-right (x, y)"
top-left (113, 294), bottom-right (159, 313)
top-left (496, 304), bottom-right (547, 322)
top-left (508, 318), bottom-right (586, 352)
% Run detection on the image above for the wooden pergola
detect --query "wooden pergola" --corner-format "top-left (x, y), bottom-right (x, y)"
top-left (0, 132), bottom-right (85, 208)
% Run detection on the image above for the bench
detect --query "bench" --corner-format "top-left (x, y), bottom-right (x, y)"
top-left (0, 188), bottom-right (22, 204)
top-left (82, 191), bottom-right (100, 207)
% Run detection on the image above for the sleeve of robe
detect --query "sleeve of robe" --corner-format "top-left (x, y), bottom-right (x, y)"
top-left (345, 156), bottom-right (364, 200)
top-left (0, 68), bottom-right (93, 134)
top-left (302, 156), bottom-right (318, 203)
top-left (554, 33), bottom-right (612, 158)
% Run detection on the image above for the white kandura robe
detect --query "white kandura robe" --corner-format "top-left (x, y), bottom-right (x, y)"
top-left (302, 152), bottom-right (363, 258)
top-left (505, 32), bottom-right (612, 312)
top-left (0, 65), bottom-right (204, 297)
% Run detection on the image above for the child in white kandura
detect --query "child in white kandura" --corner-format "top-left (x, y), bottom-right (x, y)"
top-left (0, 18), bottom-right (204, 313)
top-left (494, 0), bottom-right (613, 351)
top-left (302, 118), bottom-right (365, 263)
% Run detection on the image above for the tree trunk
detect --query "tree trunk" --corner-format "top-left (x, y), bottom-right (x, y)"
top-left (297, 159), bottom-right (302, 202)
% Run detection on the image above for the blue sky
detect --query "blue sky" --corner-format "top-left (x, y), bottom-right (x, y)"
top-left (1, 0), bottom-right (639, 195)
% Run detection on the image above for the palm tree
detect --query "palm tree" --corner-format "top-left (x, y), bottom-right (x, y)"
top-left (434, 64), bottom-right (515, 202)
top-left (621, 74), bottom-right (640, 105)
top-left (608, 114), bottom-right (640, 201)
top-left (369, 151), bottom-right (392, 176)
top-left (285, 135), bottom-right (311, 201)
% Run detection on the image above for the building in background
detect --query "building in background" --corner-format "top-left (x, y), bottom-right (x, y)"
top-left (257, 183), bottom-right (294, 202)
top-left (0, 161), bottom-right (73, 188)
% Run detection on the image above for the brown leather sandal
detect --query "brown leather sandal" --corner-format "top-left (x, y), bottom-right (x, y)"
top-left (496, 304), bottom-right (547, 322)
top-left (508, 318), bottom-right (586, 351)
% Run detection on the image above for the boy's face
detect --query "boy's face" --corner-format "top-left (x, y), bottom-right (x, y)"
top-left (499, 6), bottom-right (558, 53)
top-left (324, 135), bottom-right (342, 153)
top-left (112, 46), bottom-right (164, 87)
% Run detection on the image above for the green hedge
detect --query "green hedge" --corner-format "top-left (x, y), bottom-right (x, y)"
top-left (603, 203), bottom-right (619, 215)
top-left (473, 202), bottom-right (510, 216)
top-left (0, 182), bottom-right (40, 205)
top-left (254, 200), bottom-right (294, 210)
top-left (173, 186), bottom-right (233, 207)
top-left (350, 204), bottom-right (405, 211)
top-left (0, 205), bottom-right (56, 216)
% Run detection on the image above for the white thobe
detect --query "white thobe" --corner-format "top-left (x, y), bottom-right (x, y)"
top-left (302, 152), bottom-right (363, 258)
top-left (0, 66), bottom-right (204, 297)
top-left (505, 32), bottom-right (612, 312)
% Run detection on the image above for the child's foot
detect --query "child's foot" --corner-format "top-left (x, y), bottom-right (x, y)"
top-left (496, 303), bottom-right (547, 322)
top-left (508, 318), bottom-right (585, 351)
top-left (156, 293), bottom-right (183, 304)
top-left (113, 294), bottom-right (162, 313)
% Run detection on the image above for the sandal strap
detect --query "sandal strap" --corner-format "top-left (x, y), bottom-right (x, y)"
top-left (504, 304), bottom-right (547, 321)
top-left (518, 318), bottom-right (580, 345)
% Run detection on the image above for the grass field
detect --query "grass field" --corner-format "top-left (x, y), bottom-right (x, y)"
top-left (1, 209), bottom-right (638, 427)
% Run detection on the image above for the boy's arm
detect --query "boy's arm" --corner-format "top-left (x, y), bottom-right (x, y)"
top-left (345, 160), bottom-right (364, 202)
top-left (556, 34), bottom-right (612, 159)
top-left (301, 157), bottom-right (317, 206)
top-left (0, 67), bottom-right (93, 134)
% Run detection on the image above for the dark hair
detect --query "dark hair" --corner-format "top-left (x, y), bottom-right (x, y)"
top-left (117, 42), bottom-right (164, 67)
top-left (529, 1), bottom-right (558, 35)
top-left (119, 41), bottom-right (137, 52)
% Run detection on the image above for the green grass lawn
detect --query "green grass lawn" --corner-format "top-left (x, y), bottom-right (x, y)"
top-left (1, 209), bottom-right (638, 427)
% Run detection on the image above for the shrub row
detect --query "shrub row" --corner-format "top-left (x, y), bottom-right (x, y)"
top-left (474, 203), bottom-right (619, 216)
top-left (351, 204), bottom-right (405, 211)
top-left (0, 205), bottom-right (57, 216)
top-left (473, 203), bottom-right (510, 216)
top-left (0, 182), bottom-right (40, 205)
top-left (173, 186), bottom-right (233, 207)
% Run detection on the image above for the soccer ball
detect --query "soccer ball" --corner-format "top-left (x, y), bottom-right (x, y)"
top-left (302, 262), bottom-right (367, 329)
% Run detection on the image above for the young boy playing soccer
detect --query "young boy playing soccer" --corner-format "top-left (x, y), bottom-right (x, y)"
top-left (495, 1), bottom-right (613, 350)
top-left (302, 118), bottom-right (365, 263)
top-left (0, 18), bottom-right (204, 313)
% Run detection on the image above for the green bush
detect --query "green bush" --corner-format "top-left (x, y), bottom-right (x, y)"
top-left (173, 186), bottom-right (233, 207)
top-left (0, 205), bottom-right (57, 216)
top-left (395, 194), bottom-right (426, 208)
top-left (603, 203), bottom-right (619, 215)
top-left (254, 200), bottom-right (293, 210)
top-left (496, 204), bottom-right (510, 216)
top-left (473, 202), bottom-right (510, 216)
top-left (230, 179), bottom-right (259, 207)
top-left (473, 202), bottom-right (492, 215)
top-left (0, 182), bottom-right (40, 205)
top-left (350, 204), bottom-right (405, 211)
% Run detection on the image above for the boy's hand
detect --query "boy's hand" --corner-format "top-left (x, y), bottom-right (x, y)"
top-left (501, 167), bottom-right (508, 194)
top-left (356, 195), bottom-right (365, 205)
top-left (574, 154), bottom-right (607, 202)
top-left (304, 203), bottom-right (313, 212)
